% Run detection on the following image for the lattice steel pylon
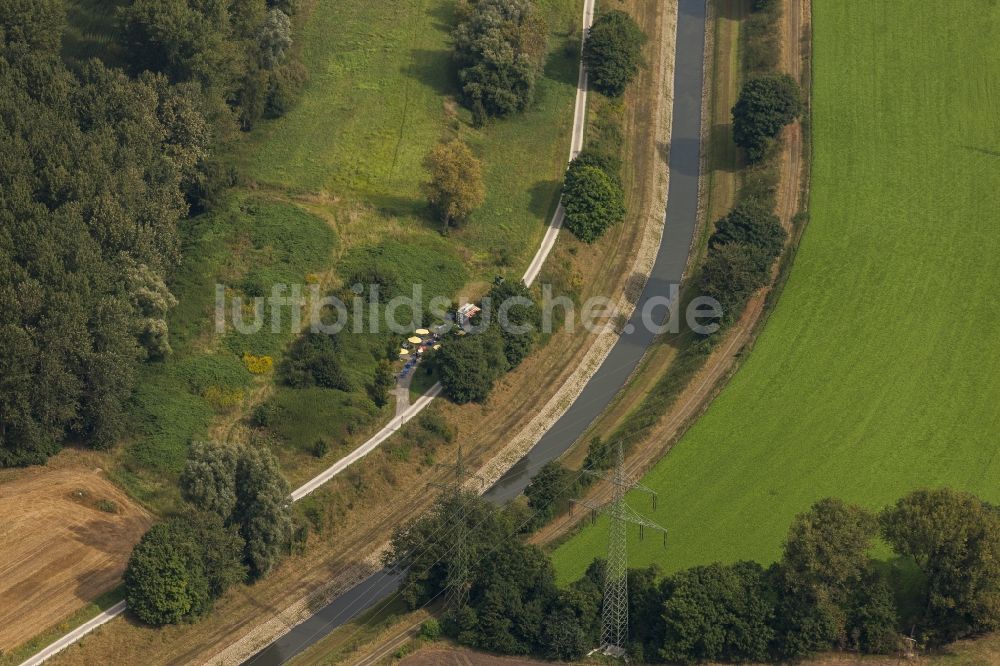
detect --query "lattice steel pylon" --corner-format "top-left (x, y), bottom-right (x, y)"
top-left (428, 445), bottom-right (483, 610)
top-left (572, 443), bottom-right (667, 659)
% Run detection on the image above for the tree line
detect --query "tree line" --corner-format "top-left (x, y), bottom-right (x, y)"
top-left (392, 487), bottom-right (1000, 663)
top-left (421, 6), bottom-right (643, 244)
top-left (699, 0), bottom-right (802, 329)
top-left (0, 0), bottom-right (306, 467)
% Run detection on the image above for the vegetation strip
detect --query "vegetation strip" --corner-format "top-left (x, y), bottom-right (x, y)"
top-left (15, 0), bottom-right (597, 663)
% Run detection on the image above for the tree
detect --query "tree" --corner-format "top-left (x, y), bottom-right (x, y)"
top-left (124, 512), bottom-right (245, 626)
top-left (125, 522), bottom-right (208, 626)
top-left (280, 332), bottom-right (352, 391)
top-left (486, 279), bottom-right (540, 368)
top-left (583, 10), bottom-right (646, 97)
top-left (561, 162), bottom-right (626, 243)
top-left (710, 199), bottom-right (786, 269)
top-left (422, 140), bottom-right (485, 231)
top-left (234, 444), bottom-right (292, 580)
top-left (453, 0), bottom-right (549, 121)
top-left (569, 147), bottom-right (622, 185)
top-left (523, 461), bottom-right (576, 530)
top-left (0, 46), bottom-right (191, 466)
top-left (699, 242), bottom-right (770, 320)
top-left (179, 441), bottom-right (290, 581)
top-left (660, 561), bottom-right (775, 664)
top-left (180, 440), bottom-right (239, 518)
top-left (436, 326), bottom-right (509, 404)
top-left (776, 498), bottom-right (884, 653)
top-left (369, 359), bottom-right (396, 407)
top-left (0, 0), bottom-right (65, 55)
top-left (881, 488), bottom-right (1000, 644)
top-left (732, 73), bottom-right (803, 162)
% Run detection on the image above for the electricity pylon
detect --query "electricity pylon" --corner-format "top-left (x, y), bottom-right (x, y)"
top-left (572, 442), bottom-right (667, 659)
top-left (428, 445), bottom-right (483, 610)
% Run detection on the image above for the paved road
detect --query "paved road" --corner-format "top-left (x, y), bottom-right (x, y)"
top-left (242, 0), bottom-right (707, 663)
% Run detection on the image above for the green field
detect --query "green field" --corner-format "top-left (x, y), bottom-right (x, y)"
top-left (107, 0), bottom-right (582, 508)
top-left (235, 0), bottom-right (580, 277)
top-left (553, 0), bottom-right (1000, 581)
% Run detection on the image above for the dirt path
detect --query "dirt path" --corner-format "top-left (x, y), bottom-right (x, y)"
top-left (531, 0), bottom-right (810, 548)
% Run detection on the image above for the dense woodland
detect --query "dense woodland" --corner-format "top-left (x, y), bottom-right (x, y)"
top-left (393, 486), bottom-right (1000, 663)
top-left (0, 0), bottom-right (302, 467)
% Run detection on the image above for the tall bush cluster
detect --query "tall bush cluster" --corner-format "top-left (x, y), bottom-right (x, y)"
top-left (453, 0), bottom-right (549, 123)
top-left (125, 441), bottom-right (293, 625)
top-left (436, 280), bottom-right (541, 404)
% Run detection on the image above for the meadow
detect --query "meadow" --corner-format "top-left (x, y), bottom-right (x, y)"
top-left (114, 0), bottom-right (583, 506)
top-left (553, 0), bottom-right (1000, 581)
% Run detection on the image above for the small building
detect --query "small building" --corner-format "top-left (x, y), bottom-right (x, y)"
top-left (457, 303), bottom-right (481, 325)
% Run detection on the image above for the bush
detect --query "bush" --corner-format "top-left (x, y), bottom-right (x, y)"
top-left (453, 0), bottom-right (549, 121)
top-left (561, 162), bottom-right (626, 243)
top-left (124, 512), bottom-right (244, 626)
top-left (732, 73), bottom-right (803, 162)
top-left (242, 353), bottom-right (274, 374)
top-left (419, 618), bottom-right (442, 641)
top-left (436, 327), bottom-right (509, 403)
top-left (311, 438), bottom-right (329, 458)
top-left (583, 10), bottom-right (646, 97)
top-left (280, 333), bottom-right (352, 391)
top-left (96, 499), bottom-right (118, 514)
top-left (709, 199), bottom-right (786, 269)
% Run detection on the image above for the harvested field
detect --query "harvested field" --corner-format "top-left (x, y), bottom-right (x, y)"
top-left (0, 467), bottom-right (150, 652)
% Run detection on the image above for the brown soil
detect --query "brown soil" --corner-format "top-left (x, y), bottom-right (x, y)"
top-left (400, 647), bottom-right (556, 666)
top-left (0, 464), bottom-right (150, 651)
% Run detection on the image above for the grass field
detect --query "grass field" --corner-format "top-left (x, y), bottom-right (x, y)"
top-left (553, 0), bottom-right (1000, 581)
top-left (235, 0), bottom-right (580, 279)
top-left (110, 0), bottom-right (581, 509)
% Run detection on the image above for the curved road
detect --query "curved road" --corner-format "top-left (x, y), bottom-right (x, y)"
top-left (243, 0), bottom-right (707, 663)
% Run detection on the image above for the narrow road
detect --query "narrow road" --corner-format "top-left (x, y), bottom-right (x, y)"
top-left (242, 0), bottom-right (708, 663)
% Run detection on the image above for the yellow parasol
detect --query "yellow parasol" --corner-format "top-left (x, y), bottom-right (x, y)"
top-left (432, 344), bottom-right (442, 350)
top-left (407, 336), bottom-right (423, 344)
top-left (398, 348), bottom-right (410, 355)
top-left (415, 328), bottom-right (430, 335)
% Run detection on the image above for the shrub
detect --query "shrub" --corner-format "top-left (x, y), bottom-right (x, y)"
top-left (96, 499), bottom-right (118, 514)
top-left (280, 333), bottom-right (352, 391)
top-left (732, 73), bottom-right (803, 162)
top-left (311, 438), bottom-right (329, 458)
top-left (419, 618), bottom-right (442, 641)
top-left (242, 353), bottom-right (274, 374)
top-left (453, 0), bottom-right (549, 121)
top-left (436, 327), bottom-right (509, 404)
top-left (561, 162), bottom-right (626, 243)
top-left (583, 10), bottom-right (646, 97)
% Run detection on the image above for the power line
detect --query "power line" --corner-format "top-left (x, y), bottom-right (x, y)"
top-left (571, 442), bottom-right (667, 659)
top-left (427, 445), bottom-right (483, 610)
